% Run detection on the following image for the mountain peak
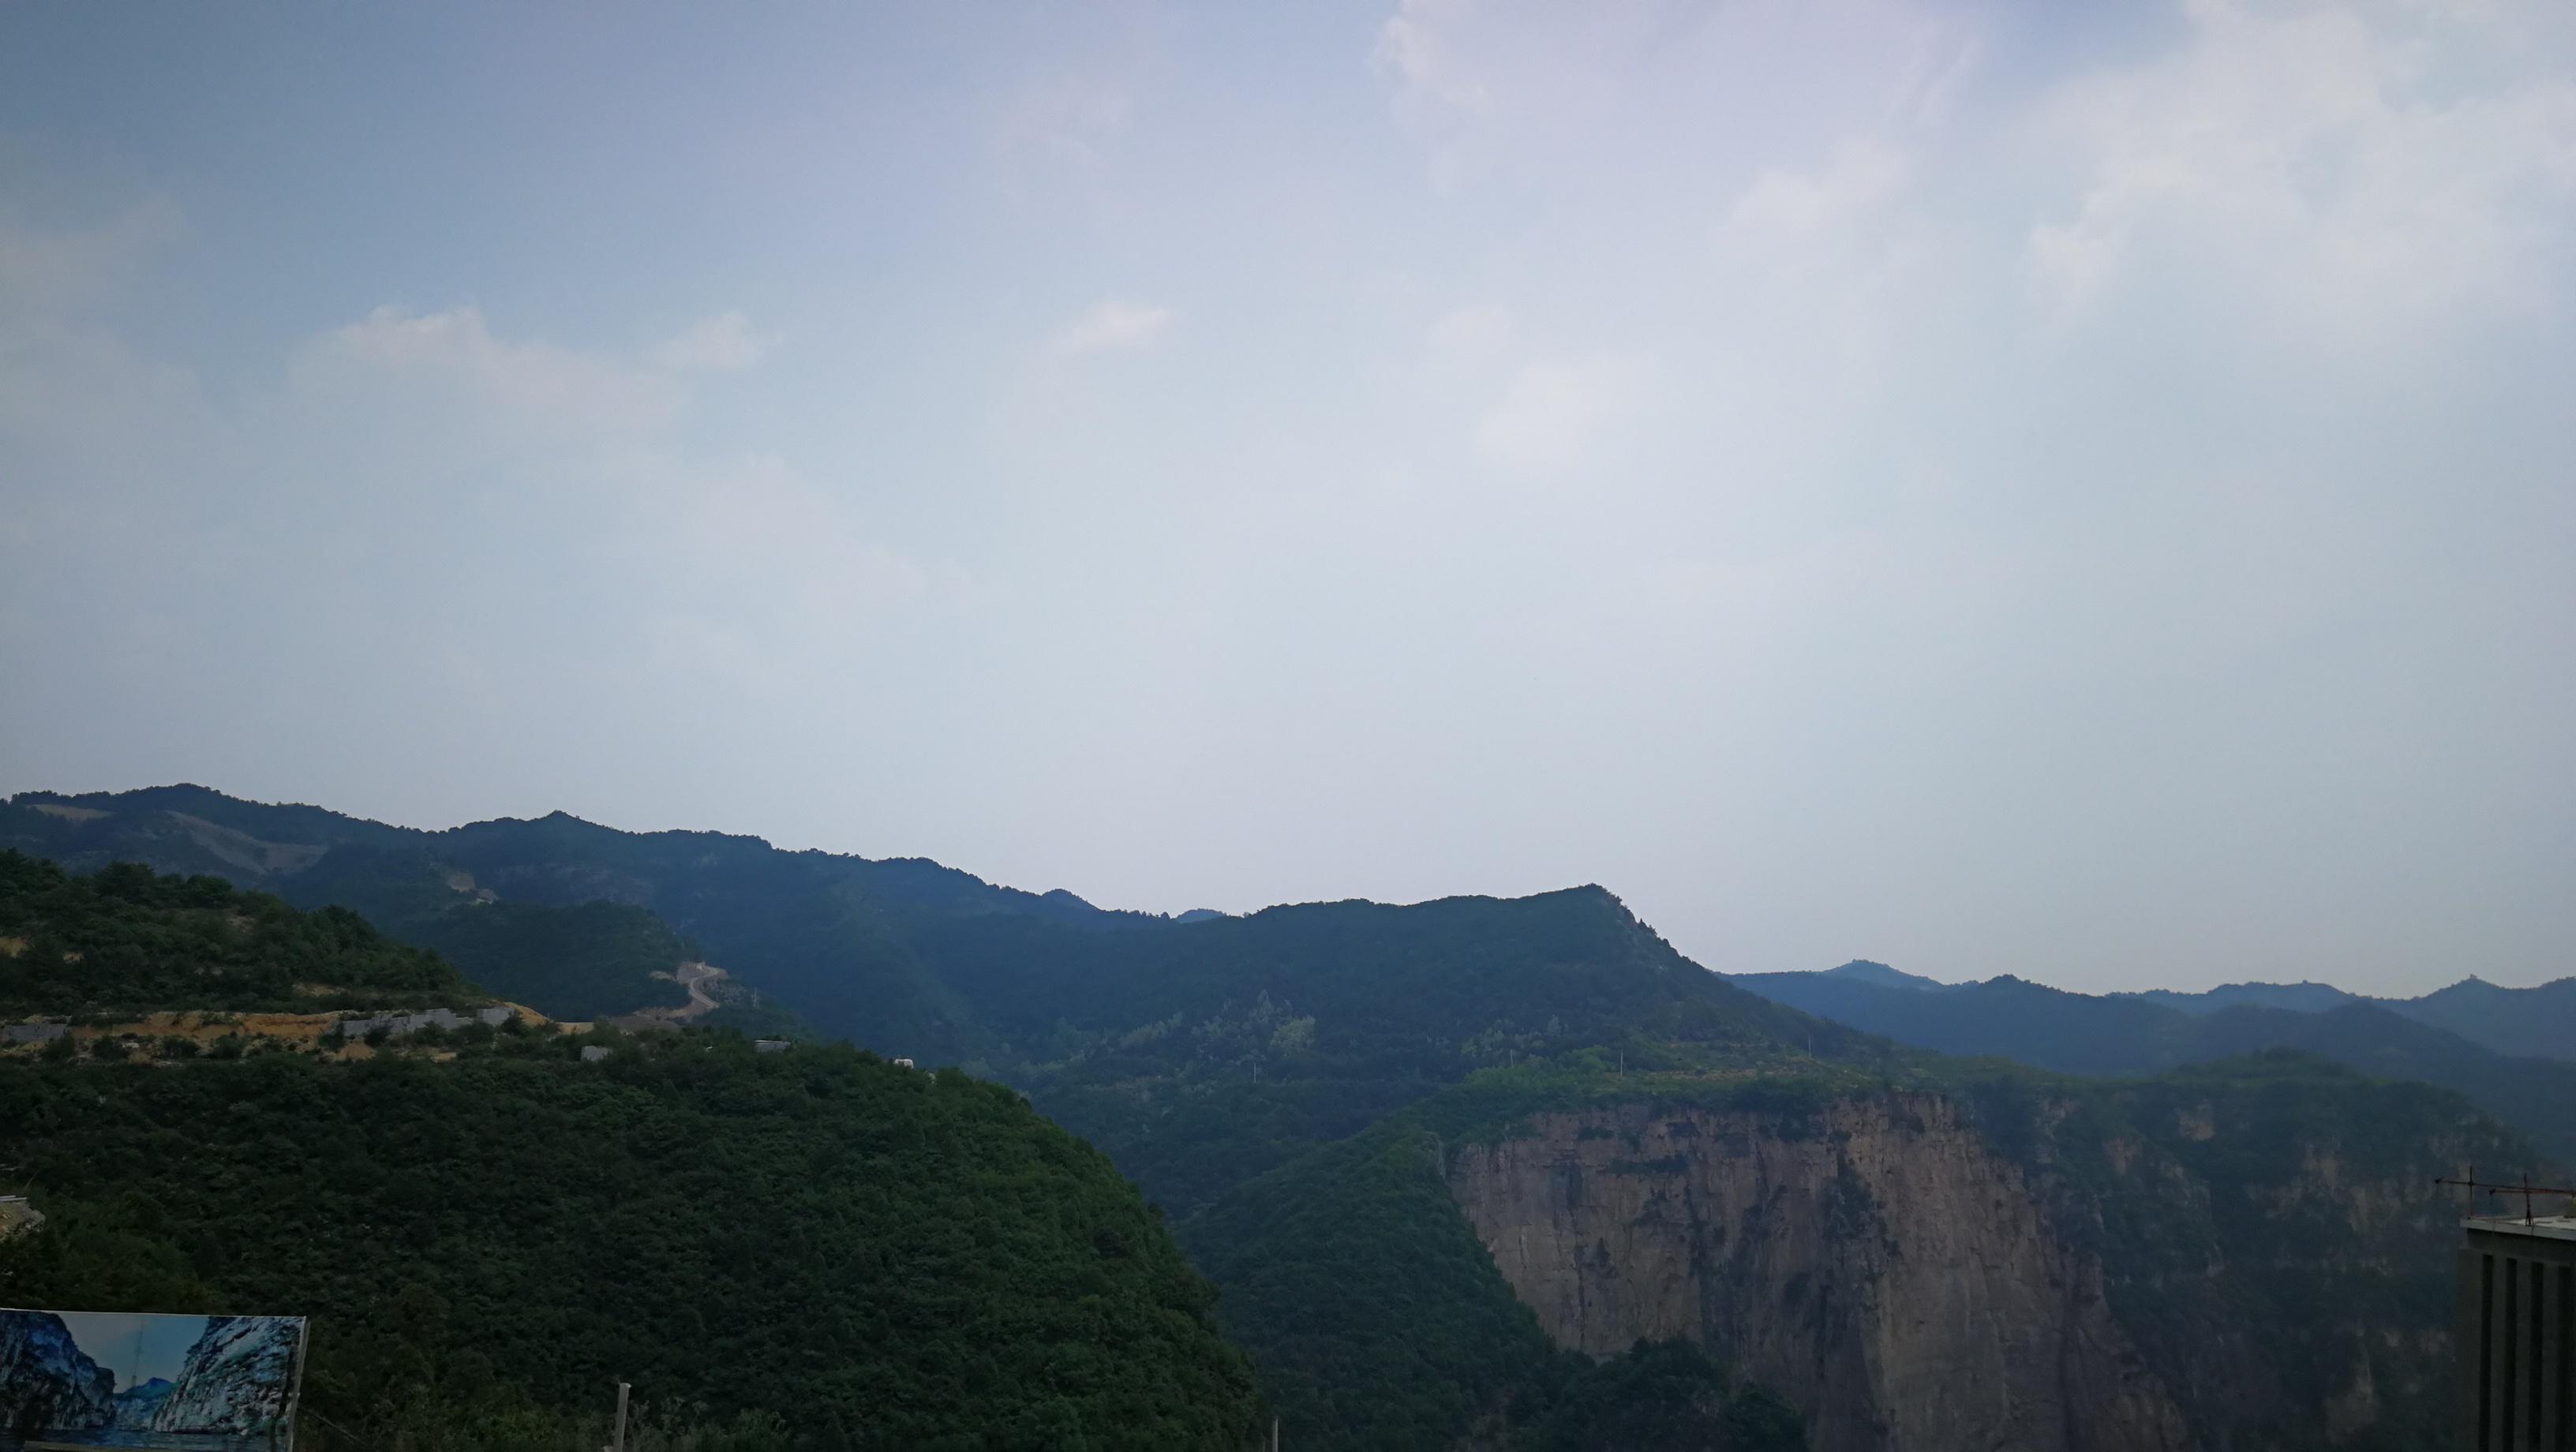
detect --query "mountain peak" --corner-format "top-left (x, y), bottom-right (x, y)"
top-left (1820, 960), bottom-right (1956, 992)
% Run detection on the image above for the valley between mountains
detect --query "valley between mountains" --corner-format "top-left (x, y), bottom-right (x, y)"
top-left (3, 784), bottom-right (2562, 1451)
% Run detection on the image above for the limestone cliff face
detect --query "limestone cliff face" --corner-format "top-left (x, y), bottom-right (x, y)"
top-left (1446, 1094), bottom-right (2196, 1452)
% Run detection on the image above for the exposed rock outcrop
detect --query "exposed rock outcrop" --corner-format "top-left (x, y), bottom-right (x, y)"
top-left (152, 1315), bottom-right (301, 1435)
top-left (1446, 1094), bottom-right (2195, 1452)
top-left (0, 1309), bottom-right (114, 1434)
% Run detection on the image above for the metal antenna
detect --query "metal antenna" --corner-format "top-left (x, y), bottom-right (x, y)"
top-left (2432, 1173), bottom-right (2575, 1222)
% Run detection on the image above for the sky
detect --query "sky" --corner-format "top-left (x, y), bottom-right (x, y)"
top-left (3, 1), bottom-right (2572, 996)
top-left (55, 1311), bottom-right (209, 1392)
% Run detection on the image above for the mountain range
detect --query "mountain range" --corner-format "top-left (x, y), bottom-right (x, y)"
top-left (1728, 960), bottom-right (2576, 1165)
top-left (6, 784), bottom-right (2563, 1451)
top-left (1787, 958), bottom-right (2576, 1061)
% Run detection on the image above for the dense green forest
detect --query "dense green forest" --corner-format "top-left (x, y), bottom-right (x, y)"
top-left (0, 849), bottom-right (473, 1016)
top-left (397, 898), bottom-right (696, 1021)
top-left (931, 888), bottom-right (1878, 1214)
top-left (1180, 1068), bottom-right (1825, 1450)
top-left (0, 1036), bottom-right (1267, 1450)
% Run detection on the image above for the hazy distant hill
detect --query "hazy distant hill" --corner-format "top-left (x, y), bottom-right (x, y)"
top-left (2125, 980), bottom-right (2364, 1016)
top-left (2392, 975), bottom-right (2576, 1061)
top-left (1812, 958), bottom-right (1965, 993)
top-left (1729, 965), bottom-right (2576, 1164)
top-left (1790, 947), bottom-right (2576, 1068)
top-left (2117, 973), bottom-right (2576, 1061)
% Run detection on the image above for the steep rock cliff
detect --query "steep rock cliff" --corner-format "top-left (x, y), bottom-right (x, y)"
top-left (152, 1315), bottom-right (301, 1435)
top-left (0, 1308), bottom-right (114, 1433)
top-left (1446, 1094), bottom-right (2194, 1452)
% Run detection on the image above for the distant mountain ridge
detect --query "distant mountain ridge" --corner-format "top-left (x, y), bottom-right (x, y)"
top-left (1728, 964), bottom-right (2576, 1165)
top-left (1761, 956), bottom-right (2576, 1065)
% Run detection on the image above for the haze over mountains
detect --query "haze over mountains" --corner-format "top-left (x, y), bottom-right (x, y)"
top-left (1730, 960), bottom-right (2576, 1166)
top-left (1769, 958), bottom-right (2576, 1061)
top-left (6, 783), bottom-right (2563, 1450)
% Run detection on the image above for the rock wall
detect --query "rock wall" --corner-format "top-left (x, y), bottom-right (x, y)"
top-left (0, 1309), bottom-right (115, 1433)
top-left (153, 1315), bottom-right (301, 1435)
top-left (1445, 1094), bottom-right (2196, 1452)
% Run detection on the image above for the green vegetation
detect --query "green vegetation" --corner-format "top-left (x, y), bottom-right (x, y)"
top-left (1177, 1062), bottom-right (1845, 1451)
top-left (9, 788), bottom-right (2552, 1450)
top-left (0, 1035), bottom-right (1265, 1450)
top-left (1728, 967), bottom-right (2576, 1165)
top-left (943, 891), bottom-right (1884, 1215)
top-left (1184, 1113), bottom-right (1803, 1452)
top-left (1938, 1050), bottom-right (2533, 1452)
top-left (0, 850), bottom-right (472, 1016)
top-left (402, 900), bottom-right (696, 1020)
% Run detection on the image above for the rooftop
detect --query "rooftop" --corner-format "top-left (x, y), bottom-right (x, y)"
top-left (2464, 1215), bottom-right (2576, 1244)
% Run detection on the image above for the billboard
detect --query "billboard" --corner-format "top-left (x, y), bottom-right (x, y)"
top-left (0, 1309), bottom-right (306, 1450)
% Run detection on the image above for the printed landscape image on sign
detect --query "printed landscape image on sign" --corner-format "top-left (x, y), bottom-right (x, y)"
top-left (0, 1309), bottom-right (305, 1450)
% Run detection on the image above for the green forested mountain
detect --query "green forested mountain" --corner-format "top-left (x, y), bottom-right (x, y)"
top-left (3, 788), bottom-right (1878, 1211)
top-left (0, 1040), bottom-right (1265, 1450)
top-left (1727, 965), bottom-right (2576, 1164)
top-left (4, 788), bottom-right (1151, 1052)
top-left (0, 849), bottom-right (474, 1016)
top-left (0, 852), bottom-right (1267, 1449)
top-left (7, 786), bottom-right (2555, 1451)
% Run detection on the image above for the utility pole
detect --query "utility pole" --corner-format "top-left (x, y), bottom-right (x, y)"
top-left (607, 1380), bottom-right (630, 1452)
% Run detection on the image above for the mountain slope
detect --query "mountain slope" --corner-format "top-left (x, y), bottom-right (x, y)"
top-left (0, 1043), bottom-right (1265, 1449)
top-left (13, 786), bottom-right (2542, 1450)
top-left (5, 788), bottom-right (1885, 1211)
top-left (2394, 975), bottom-right (2576, 1061)
top-left (0, 850), bottom-right (475, 1016)
top-left (4, 788), bottom-right (1155, 1057)
top-left (0, 859), bottom-right (1268, 1447)
top-left (949, 886), bottom-right (1883, 1213)
top-left (2118, 975), bottom-right (2576, 1061)
top-left (1726, 967), bottom-right (2576, 1165)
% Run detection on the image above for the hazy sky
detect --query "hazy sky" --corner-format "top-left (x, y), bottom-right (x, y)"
top-left (5, 2), bottom-right (2572, 995)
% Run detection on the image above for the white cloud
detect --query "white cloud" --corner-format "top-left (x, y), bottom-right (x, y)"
top-left (651, 310), bottom-right (777, 372)
top-left (1374, 0), bottom-right (1489, 114)
top-left (1050, 299), bottom-right (1176, 354)
top-left (301, 305), bottom-right (687, 435)
top-left (2028, 0), bottom-right (2576, 331)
